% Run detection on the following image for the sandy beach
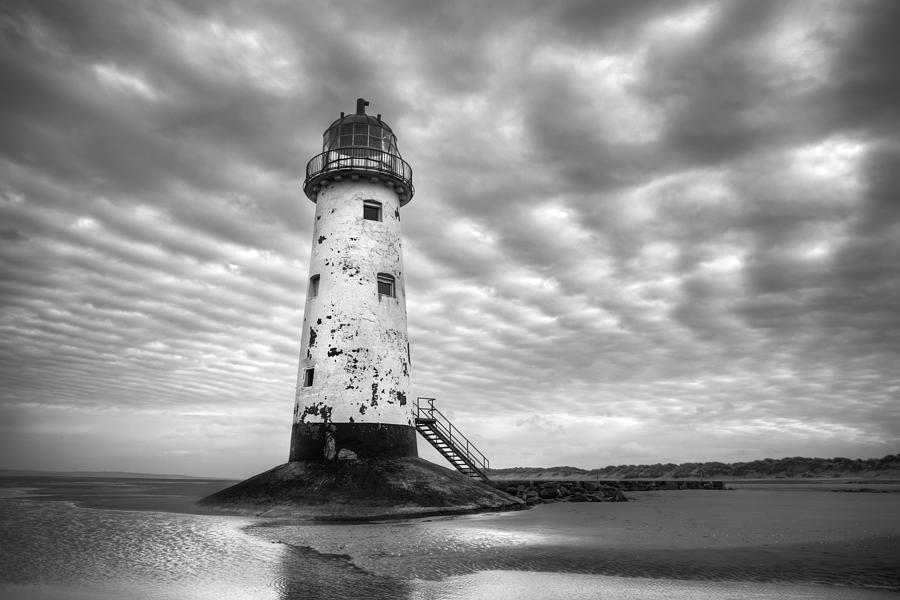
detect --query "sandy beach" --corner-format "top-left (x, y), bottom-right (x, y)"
top-left (249, 486), bottom-right (900, 588)
top-left (1, 476), bottom-right (899, 598)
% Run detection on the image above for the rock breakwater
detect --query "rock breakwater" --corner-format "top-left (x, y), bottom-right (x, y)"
top-left (497, 479), bottom-right (725, 504)
top-left (500, 480), bottom-right (628, 504)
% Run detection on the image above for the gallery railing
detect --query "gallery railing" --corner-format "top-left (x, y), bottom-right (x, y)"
top-left (304, 147), bottom-right (414, 196)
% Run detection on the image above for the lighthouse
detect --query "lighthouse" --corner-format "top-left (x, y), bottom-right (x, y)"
top-left (198, 100), bottom-right (521, 517)
top-left (289, 98), bottom-right (416, 462)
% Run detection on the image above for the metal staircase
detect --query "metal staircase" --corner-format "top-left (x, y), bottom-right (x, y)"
top-left (414, 397), bottom-right (490, 481)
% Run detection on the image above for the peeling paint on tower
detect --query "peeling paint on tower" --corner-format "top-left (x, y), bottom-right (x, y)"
top-left (292, 181), bottom-right (412, 425)
top-left (290, 99), bottom-right (417, 461)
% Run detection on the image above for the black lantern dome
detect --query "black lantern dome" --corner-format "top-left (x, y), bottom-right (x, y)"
top-left (303, 98), bottom-right (414, 205)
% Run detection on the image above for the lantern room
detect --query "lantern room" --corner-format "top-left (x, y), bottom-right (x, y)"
top-left (303, 98), bottom-right (414, 205)
top-left (322, 98), bottom-right (399, 155)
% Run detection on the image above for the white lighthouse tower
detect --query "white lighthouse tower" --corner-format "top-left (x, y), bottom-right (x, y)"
top-left (198, 99), bottom-right (519, 518)
top-left (290, 98), bottom-right (416, 462)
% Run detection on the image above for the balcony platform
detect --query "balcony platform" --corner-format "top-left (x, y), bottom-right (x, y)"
top-left (303, 147), bottom-right (414, 204)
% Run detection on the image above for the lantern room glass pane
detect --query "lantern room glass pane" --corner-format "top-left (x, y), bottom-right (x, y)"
top-left (319, 116), bottom-right (402, 157)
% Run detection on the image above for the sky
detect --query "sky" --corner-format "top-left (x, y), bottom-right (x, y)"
top-left (1, 0), bottom-right (898, 478)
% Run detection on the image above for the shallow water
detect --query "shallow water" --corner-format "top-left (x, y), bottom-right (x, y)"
top-left (0, 499), bottom-right (285, 599)
top-left (249, 488), bottom-right (900, 588)
top-left (1, 477), bottom-right (898, 599)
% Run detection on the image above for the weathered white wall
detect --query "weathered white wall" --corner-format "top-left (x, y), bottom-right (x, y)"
top-left (293, 180), bottom-right (412, 427)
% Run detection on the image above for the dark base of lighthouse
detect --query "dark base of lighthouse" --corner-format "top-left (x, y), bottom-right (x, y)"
top-left (289, 422), bottom-right (418, 462)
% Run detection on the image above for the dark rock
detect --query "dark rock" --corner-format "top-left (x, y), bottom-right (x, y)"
top-left (337, 448), bottom-right (358, 461)
top-left (608, 489), bottom-right (628, 502)
top-left (538, 487), bottom-right (559, 500)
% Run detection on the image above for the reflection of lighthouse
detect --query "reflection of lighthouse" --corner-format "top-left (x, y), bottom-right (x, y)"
top-left (290, 98), bottom-right (416, 462)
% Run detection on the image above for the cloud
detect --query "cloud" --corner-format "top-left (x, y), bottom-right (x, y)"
top-left (0, 0), bottom-right (897, 476)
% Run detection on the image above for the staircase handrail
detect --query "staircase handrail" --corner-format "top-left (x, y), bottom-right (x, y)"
top-left (415, 397), bottom-right (489, 471)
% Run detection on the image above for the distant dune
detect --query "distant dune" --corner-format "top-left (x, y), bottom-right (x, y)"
top-left (488, 453), bottom-right (900, 481)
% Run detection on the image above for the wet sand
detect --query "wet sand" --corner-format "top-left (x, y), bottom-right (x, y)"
top-left (412, 571), bottom-right (900, 599)
top-left (2, 476), bottom-right (899, 597)
top-left (249, 488), bottom-right (900, 590)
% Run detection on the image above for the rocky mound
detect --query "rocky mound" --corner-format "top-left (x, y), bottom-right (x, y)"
top-left (198, 457), bottom-right (524, 520)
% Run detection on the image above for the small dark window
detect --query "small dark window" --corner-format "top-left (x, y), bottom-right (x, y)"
top-left (303, 368), bottom-right (315, 387)
top-left (377, 273), bottom-right (395, 298)
top-left (363, 200), bottom-right (382, 221)
top-left (308, 274), bottom-right (320, 297)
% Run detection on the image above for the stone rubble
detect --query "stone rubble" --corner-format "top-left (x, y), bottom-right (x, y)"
top-left (501, 480), bottom-right (628, 504)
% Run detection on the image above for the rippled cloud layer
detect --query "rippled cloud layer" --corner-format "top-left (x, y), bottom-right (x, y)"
top-left (1, 0), bottom-right (898, 476)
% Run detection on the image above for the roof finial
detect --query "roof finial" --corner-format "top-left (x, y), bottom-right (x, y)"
top-left (356, 98), bottom-right (369, 115)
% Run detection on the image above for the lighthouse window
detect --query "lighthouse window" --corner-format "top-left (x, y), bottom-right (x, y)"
top-left (308, 274), bottom-right (320, 297)
top-left (363, 200), bottom-right (382, 221)
top-left (303, 368), bottom-right (315, 387)
top-left (377, 273), bottom-right (395, 298)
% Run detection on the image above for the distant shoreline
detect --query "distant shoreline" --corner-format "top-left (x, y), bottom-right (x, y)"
top-left (4, 470), bottom-right (897, 486)
top-left (488, 453), bottom-right (900, 481)
top-left (3, 451), bottom-right (898, 483)
top-left (489, 474), bottom-right (900, 484)
top-left (0, 469), bottom-right (231, 480)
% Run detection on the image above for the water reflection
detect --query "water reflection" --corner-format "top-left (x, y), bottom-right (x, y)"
top-left (275, 543), bottom-right (410, 600)
top-left (0, 498), bottom-right (284, 599)
top-left (0, 494), bottom-right (414, 600)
